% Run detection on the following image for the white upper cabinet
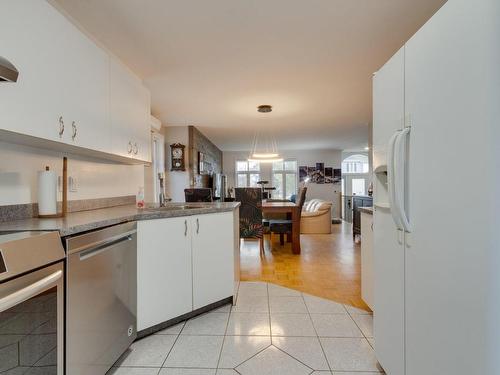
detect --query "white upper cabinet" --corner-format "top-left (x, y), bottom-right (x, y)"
top-left (0, 0), bottom-right (150, 163)
top-left (110, 59), bottom-right (151, 162)
top-left (62, 27), bottom-right (110, 152)
top-left (0, 1), bottom-right (75, 142)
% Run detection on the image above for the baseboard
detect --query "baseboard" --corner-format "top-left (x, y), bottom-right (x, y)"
top-left (136, 296), bottom-right (234, 339)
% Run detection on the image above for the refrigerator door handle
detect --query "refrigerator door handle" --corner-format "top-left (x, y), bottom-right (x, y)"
top-left (394, 127), bottom-right (412, 233)
top-left (387, 130), bottom-right (402, 229)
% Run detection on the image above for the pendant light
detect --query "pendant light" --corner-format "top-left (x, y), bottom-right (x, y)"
top-left (248, 105), bottom-right (283, 163)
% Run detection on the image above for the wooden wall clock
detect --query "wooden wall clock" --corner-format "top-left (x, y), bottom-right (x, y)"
top-left (170, 143), bottom-right (186, 171)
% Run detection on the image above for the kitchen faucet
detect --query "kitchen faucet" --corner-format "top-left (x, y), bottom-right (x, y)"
top-left (158, 173), bottom-right (171, 206)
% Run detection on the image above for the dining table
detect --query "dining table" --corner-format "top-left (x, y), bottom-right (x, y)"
top-left (262, 200), bottom-right (301, 254)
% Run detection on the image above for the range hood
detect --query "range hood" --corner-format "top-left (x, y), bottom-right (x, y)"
top-left (0, 57), bottom-right (19, 82)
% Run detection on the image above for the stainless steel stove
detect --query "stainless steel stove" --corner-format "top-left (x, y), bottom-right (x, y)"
top-left (0, 231), bottom-right (65, 375)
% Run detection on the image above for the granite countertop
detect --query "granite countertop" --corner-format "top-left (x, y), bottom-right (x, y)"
top-left (359, 206), bottom-right (373, 215)
top-left (0, 202), bottom-right (240, 237)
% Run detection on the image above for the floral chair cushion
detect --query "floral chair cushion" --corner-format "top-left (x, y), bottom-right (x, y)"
top-left (235, 188), bottom-right (263, 239)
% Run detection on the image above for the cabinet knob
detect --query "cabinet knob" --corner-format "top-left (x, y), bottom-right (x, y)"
top-left (196, 218), bottom-right (199, 234)
top-left (133, 142), bottom-right (138, 155)
top-left (184, 220), bottom-right (188, 236)
top-left (58, 116), bottom-right (65, 138)
top-left (71, 121), bottom-right (77, 141)
top-left (127, 141), bottom-right (133, 154)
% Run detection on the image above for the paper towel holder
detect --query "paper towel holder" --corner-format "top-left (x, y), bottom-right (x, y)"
top-left (38, 157), bottom-right (68, 218)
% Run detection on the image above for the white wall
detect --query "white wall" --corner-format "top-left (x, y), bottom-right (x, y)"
top-left (223, 149), bottom-right (342, 218)
top-left (163, 126), bottom-right (190, 202)
top-left (0, 140), bottom-right (144, 206)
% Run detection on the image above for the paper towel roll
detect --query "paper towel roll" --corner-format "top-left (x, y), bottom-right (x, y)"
top-left (38, 168), bottom-right (57, 216)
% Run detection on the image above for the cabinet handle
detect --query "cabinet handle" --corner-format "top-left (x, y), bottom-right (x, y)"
top-left (196, 218), bottom-right (199, 234)
top-left (184, 220), bottom-right (188, 236)
top-left (127, 141), bottom-right (133, 154)
top-left (71, 121), bottom-right (77, 141)
top-left (58, 116), bottom-right (65, 138)
top-left (133, 142), bottom-right (138, 155)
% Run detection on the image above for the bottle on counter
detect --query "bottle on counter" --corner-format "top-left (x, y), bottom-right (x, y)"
top-left (136, 186), bottom-right (145, 208)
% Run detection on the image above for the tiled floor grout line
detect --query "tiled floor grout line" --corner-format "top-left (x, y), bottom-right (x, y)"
top-left (114, 282), bottom-right (379, 375)
top-left (227, 343), bottom-right (272, 372)
top-left (266, 282), bottom-right (273, 344)
top-left (158, 327), bottom-right (183, 371)
top-left (214, 300), bottom-right (233, 370)
top-left (216, 281), bottom-right (272, 373)
top-left (345, 306), bottom-right (373, 345)
top-left (301, 290), bottom-right (334, 374)
top-left (272, 343), bottom-right (316, 373)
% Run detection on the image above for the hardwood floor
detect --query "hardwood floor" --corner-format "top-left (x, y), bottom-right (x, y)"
top-left (240, 221), bottom-right (370, 311)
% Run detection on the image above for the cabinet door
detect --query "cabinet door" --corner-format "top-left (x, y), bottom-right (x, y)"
top-left (0, 1), bottom-right (72, 142)
top-left (64, 30), bottom-right (110, 152)
top-left (110, 58), bottom-right (151, 161)
top-left (191, 213), bottom-right (234, 309)
top-left (0, 1), bottom-right (111, 152)
top-left (137, 217), bottom-right (192, 331)
top-left (133, 87), bottom-right (151, 162)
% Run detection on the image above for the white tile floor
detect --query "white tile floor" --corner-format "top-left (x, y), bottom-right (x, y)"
top-left (108, 282), bottom-right (384, 375)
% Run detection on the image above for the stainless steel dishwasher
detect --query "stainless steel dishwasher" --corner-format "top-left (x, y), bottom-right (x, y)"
top-left (65, 222), bottom-right (137, 375)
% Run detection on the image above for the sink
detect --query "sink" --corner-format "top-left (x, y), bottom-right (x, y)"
top-left (143, 203), bottom-right (208, 211)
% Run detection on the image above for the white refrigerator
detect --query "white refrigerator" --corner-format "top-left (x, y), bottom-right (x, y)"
top-left (372, 1), bottom-right (500, 375)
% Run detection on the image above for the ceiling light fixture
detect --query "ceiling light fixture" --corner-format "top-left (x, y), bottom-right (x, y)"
top-left (257, 104), bottom-right (272, 113)
top-left (248, 105), bottom-right (282, 163)
top-left (248, 133), bottom-right (283, 163)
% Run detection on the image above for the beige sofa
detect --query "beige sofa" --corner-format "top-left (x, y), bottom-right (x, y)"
top-left (301, 199), bottom-right (333, 234)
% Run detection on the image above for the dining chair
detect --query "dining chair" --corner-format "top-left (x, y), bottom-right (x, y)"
top-left (269, 187), bottom-right (307, 248)
top-left (184, 188), bottom-right (213, 202)
top-left (235, 187), bottom-right (265, 255)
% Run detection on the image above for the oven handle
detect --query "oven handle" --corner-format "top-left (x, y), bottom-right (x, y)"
top-left (0, 270), bottom-right (62, 313)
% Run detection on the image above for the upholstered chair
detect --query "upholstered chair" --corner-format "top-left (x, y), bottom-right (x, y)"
top-left (184, 188), bottom-right (213, 202)
top-left (269, 187), bottom-right (307, 247)
top-left (235, 187), bottom-right (265, 255)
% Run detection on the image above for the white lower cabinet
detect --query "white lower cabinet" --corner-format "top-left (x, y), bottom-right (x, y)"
top-left (137, 216), bottom-right (193, 331)
top-left (137, 212), bottom-right (235, 331)
top-left (192, 212), bottom-right (235, 310)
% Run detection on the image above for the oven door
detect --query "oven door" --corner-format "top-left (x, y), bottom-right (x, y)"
top-left (0, 262), bottom-right (64, 375)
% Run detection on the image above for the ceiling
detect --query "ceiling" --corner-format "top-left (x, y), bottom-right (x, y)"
top-left (53, 0), bottom-right (446, 151)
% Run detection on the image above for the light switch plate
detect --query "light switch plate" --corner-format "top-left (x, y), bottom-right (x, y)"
top-left (69, 176), bottom-right (77, 192)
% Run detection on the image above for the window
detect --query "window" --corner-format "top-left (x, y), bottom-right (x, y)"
top-left (272, 160), bottom-right (297, 199)
top-left (352, 178), bottom-right (366, 196)
top-left (342, 154), bottom-right (369, 174)
top-left (236, 160), bottom-right (260, 187)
